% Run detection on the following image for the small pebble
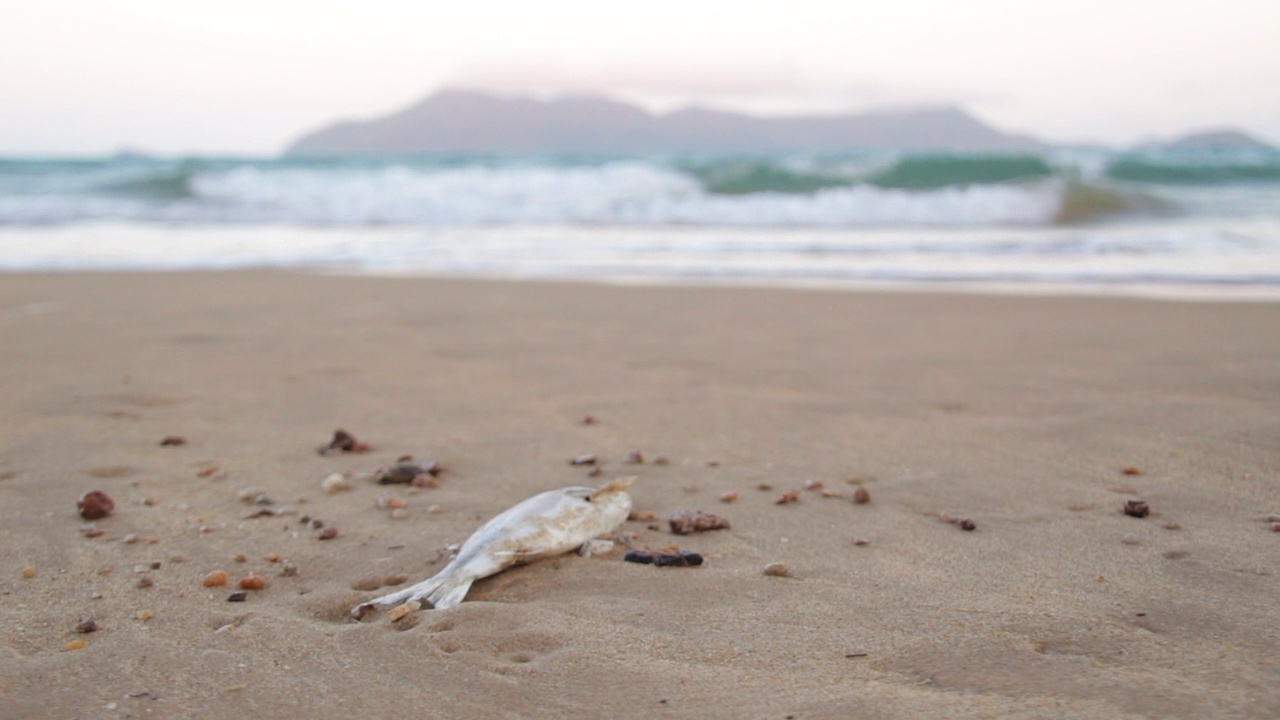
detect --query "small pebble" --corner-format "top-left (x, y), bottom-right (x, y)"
top-left (652, 456), bottom-right (671, 466)
top-left (570, 454), bottom-right (597, 466)
top-left (1122, 467), bottom-right (1143, 476)
top-left (586, 466), bottom-right (603, 477)
top-left (1162, 522), bottom-right (1182, 531)
top-left (75, 616), bottom-right (98, 633)
top-left (625, 450), bottom-right (644, 464)
top-left (821, 489), bottom-right (844, 498)
top-left (321, 473), bottom-right (352, 494)
top-left (1121, 534), bottom-right (1141, 545)
top-left (266, 553), bottom-right (282, 563)
top-left (238, 575), bottom-right (265, 590)
top-left (803, 479), bottom-right (824, 491)
top-left (136, 575), bottom-right (154, 588)
top-left (236, 486), bottom-right (266, 503)
top-left (719, 491), bottom-right (738, 503)
top-left (581, 414), bottom-right (596, 425)
top-left (22, 567), bottom-right (36, 579)
top-left (1271, 522), bottom-right (1280, 533)
top-left (775, 491), bottom-right (799, 505)
top-left (958, 519), bottom-right (977, 531)
top-left (852, 486), bottom-right (871, 504)
top-left (234, 554), bottom-right (246, 563)
top-left (376, 493), bottom-right (407, 510)
top-left (853, 538), bottom-right (870, 546)
top-left (756, 482), bottom-right (774, 492)
top-left (65, 639), bottom-right (87, 652)
top-left (77, 490), bottom-right (115, 520)
top-left (1265, 514), bottom-right (1280, 523)
top-left (226, 591), bottom-right (248, 602)
top-left (319, 429), bottom-right (369, 455)
top-left (628, 510), bottom-right (657, 522)
top-left (668, 510), bottom-right (731, 535)
top-left (317, 527), bottom-right (339, 540)
top-left (390, 508), bottom-right (409, 520)
top-left (387, 600), bottom-right (421, 622)
top-left (150, 561), bottom-right (161, 570)
top-left (159, 436), bottom-right (186, 446)
top-left (136, 609), bottom-right (153, 621)
top-left (426, 504), bottom-right (443, 514)
top-left (122, 533), bottom-right (139, 544)
top-left (763, 562), bottom-right (792, 578)
top-left (280, 564), bottom-right (299, 577)
top-left (1123, 500), bottom-right (1150, 518)
top-left (202, 570), bottom-right (229, 587)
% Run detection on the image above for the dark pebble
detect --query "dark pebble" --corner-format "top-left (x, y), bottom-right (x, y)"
top-left (159, 436), bottom-right (186, 446)
top-left (226, 591), bottom-right (248, 602)
top-left (1124, 500), bottom-right (1150, 518)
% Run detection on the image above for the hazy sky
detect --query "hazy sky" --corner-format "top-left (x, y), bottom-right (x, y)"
top-left (3, 0), bottom-right (1278, 154)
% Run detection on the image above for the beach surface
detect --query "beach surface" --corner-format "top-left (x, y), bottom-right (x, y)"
top-left (2, 271), bottom-right (1278, 719)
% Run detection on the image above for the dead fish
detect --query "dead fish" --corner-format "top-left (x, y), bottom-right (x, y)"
top-left (352, 477), bottom-right (634, 619)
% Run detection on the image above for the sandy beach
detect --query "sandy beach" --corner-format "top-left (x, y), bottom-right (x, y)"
top-left (2, 271), bottom-right (1278, 719)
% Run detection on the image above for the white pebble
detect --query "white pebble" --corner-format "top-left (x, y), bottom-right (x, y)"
top-left (321, 473), bottom-right (352, 494)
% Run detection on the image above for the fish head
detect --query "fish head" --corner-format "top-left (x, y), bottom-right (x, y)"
top-left (576, 476), bottom-right (634, 527)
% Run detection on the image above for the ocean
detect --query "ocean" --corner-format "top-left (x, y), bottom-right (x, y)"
top-left (2, 149), bottom-right (1278, 297)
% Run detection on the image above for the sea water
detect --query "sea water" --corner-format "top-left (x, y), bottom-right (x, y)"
top-left (1, 149), bottom-right (1277, 297)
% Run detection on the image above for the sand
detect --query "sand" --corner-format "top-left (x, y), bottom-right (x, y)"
top-left (1, 271), bottom-right (1278, 719)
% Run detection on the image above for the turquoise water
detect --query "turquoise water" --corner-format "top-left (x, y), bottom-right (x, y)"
top-left (1, 149), bottom-right (1278, 295)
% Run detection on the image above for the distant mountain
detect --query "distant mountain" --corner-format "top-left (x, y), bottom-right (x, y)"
top-left (1157, 129), bottom-right (1274, 151)
top-left (284, 89), bottom-right (1042, 156)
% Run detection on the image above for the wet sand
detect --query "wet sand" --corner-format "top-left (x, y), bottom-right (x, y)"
top-left (2, 271), bottom-right (1278, 719)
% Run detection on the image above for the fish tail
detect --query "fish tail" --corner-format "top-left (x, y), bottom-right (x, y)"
top-left (425, 576), bottom-right (474, 609)
top-left (354, 568), bottom-right (473, 617)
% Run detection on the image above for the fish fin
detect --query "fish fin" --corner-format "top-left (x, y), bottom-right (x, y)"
top-left (590, 476), bottom-right (635, 501)
top-left (426, 577), bottom-right (474, 610)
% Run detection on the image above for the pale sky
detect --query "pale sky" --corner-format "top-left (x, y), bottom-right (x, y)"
top-left (2, 0), bottom-right (1278, 155)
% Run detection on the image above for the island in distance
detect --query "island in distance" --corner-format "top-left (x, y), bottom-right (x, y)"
top-left (284, 89), bottom-right (1044, 156)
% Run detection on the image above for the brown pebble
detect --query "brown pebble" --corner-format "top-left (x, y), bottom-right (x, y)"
top-left (581, 414), bottom-right (596, 425)
top-left (775, 491), bottom-right (799, 505)
top-left (75, 616), bottom-right (98, 633)
top-left (652, 456), bottom-right (670, 465)
top-left (238, 575), bottom-right (265, 590)
top-left (852, 486), bottom-right (871, 504)
top-left (387, 600), bottom-right (421, 621)
top-left (1122, 467), bottom-right (1143, 476)
top-left (410, 474), bottom-right (440, 488)
top-left (226, 591), bottom-right (248, 602)
top-left (77, 490), bottom-right (115, 520)
top-left (853, 538), bottom-right (870, 546)
top-left (266, 553), bottom-right (282, 563)
top-left (136, 609), bottom-right (153, 621)
top-left (22, 567), bottom-right (36, 579)
top-left (719, 491), bottom-right (738, 503)
top-left (65, 639), bottom-right (88, 652)
top-left (628, 510), bottom-right (657, 522)
top-left (136, 575), bottom-right (154, 589)
top-left (202, 570), bottom-right (229, 587)
top-left (763, 562), bottom-right (792, 577)
top-left (668, 510), bottom-right (731, 535)
top-left (625, 450), bottom-right (644, 464)
top-left (234, 554), bottom-right (246, 563)
top-left (1271, 522), bottom-right (1280, 533)
top-left (317, 527), bottom-right (339, 540)
top-left (195, 464), bottom-right (221, 478)
top-left (958, 518), bottom-right (977, 531)
top-left (319, 429), bottom-right (369, 455)
top-left (159, 436), bottom-right (186, 446)
top-left (756, 482), bottom-right (774, 492)
top-left (1123, 500), bottom-right (1150, 518)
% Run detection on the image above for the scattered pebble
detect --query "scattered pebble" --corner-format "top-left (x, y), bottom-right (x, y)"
top-left (377, 460), bottom-right (441, 485)
top-left (570, 454), bottom-right (597, 466)
top-left (1272, 522), bottom-right (1280, 533)
top-left (241, 508), bottom-right (278, 519)
top-left (624, 548), bottom-right (703, 567)
top-left (1162, 522), bottom-right (1182, 531)
top-left (426, 504), bottom-right (443, 514)
top-left (719, 491), bottom-right (738, 503)
top-left (763, 562), bottom-right (792, 578)
top-left (202, 570), bottom-right (229, 587)
top-left (233, 554), bottom-right (247, 563)
top-left (581, 414), bottom-right (596, 425)
top-left (280, 564), bottom-right (299, 577)
top-left (821, 489), bottom-right (844, 498)
top-left (195, 465), bottom-right (221, 479)
top-left (756, 482), bottom-right (774, 492)
top-left (226, 591), bottom-right (248, 602)
top-left (853, 538), bottom-right (870, 546)
top-left (1123, 500), bottom-right (1150, 518)
top-left (387, 600), bottom-right (421, 622)
top-left (1265, 514), bottom-right (1280, 523)
top-left (803, 479), bottom-right (824, 491)
top-left (652, 456), bottom-right (671, 466)
top-left (22, 567), bottom-right (36, 579)
top-left (238, 575), bottom-right (265, 590)
top-left (1122, 467), bottom-right (1143, 476)
top-left (668, 510), bottom-right (731, 535)
top-left (236, 487), bottom-right (266, 503)
top-left (628, 510), bottom-right (657, 522)
top-left (1121, 534), bottom-right (1141, 545)
top-left (625, 450), bottom-right (644, 464)
top-left (775, 491), bottom-right (799, 505)
top-left (959, 519), bottom-right (977, 531)
top-left (65, 639), bottom-right (87, 652)
top-left (376, 493), bottom-right (407, 510)
top-left (159, 436), bottom-right (186, 446)
top-left (317, 527), bottom-right (339, 540)
top-left (136, 575), bottom-right (154, 589)
top-left (136, 609), bottom-right (154, 621)
top-left (122, 533), bottom-right (139, 544)
top-left (390, 507), bottom-right (409, 520)
top-left (77, 490), bottom-right (115, 520)
top-left (321, 473), bottom-right (352, 494)
top-left (319, 429), bottom-right (370, 455)
top-left (586, 466), bottom-right (603, 477)
top-left (852, 486), bottom-right (871, 504)
top-left (706, 459), bottom-right (721, 467)
top-left (75, 616), bottom-right (97, 633)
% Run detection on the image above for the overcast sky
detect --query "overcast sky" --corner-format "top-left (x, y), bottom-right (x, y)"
top-left (3, 0), bottom-right (1278, 154)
